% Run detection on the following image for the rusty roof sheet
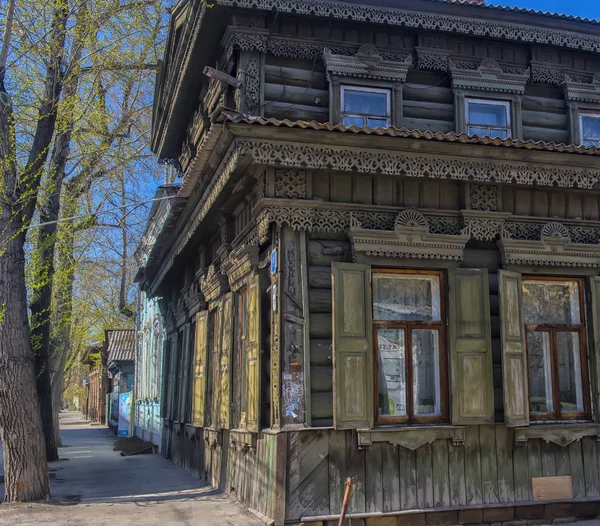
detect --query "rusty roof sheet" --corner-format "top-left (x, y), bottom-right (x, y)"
top-left (106, 329), bottom-right (135, 363)
top-left (219, 110), bottom-right (600, 156)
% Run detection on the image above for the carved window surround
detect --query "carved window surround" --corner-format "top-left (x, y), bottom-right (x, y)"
top-left (323, 46), bottom-right (410, 127)
top-left (514, 424), bottom-right (600, 447)
top-left (563, 75), bottom-right (600, 145)
top-left (349, 209), bottom-right (470, 263)
top-left (222, 244), bottom-right (260, 291)
top-left (358, 426), bottom-right (465, 450)
top-left (203, 428), bottom-right (222, 448)
top-left (499, 221), bottom-right (600, 268)
top-left (200, 264), bottom-right (229, 303)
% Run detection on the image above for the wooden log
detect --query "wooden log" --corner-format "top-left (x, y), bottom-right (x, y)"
top-left (311, 365), bottom-right (333, 392)
top-left (403, 99), bottom-right (454, 122)
top-left (522, 95), bottom-right (566, 111)
top-left (404, 83), bottom-right (453, 104)
top-left (311, 392), bottom-right (333, 419)
top-left (264, 101), bottom-right (328, 122)
top-left (309, 288), bottom-right (332, 313)
top-left (308, 240), bottom-right (351, 266)
top-left (311, 339), bottom-right (332, 366)
top-left (309, 266), bottom-right (332, 289)
top-left (264, 82), bottom-right (329, 106)
top-left (310, 313), bottom-right (332, 339)
top-left (522, 126), bottom-right (568, 144)
top-left (264, 64), bottom-right (326, 88)
top-left (522, 110), bottom-right (568, 129)
top-left (402, 117), bottom-right (454, 133)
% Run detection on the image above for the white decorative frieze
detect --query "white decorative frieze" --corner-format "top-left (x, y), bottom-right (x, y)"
top-left (323, 46), bottom-right (412, 83)
top-left (274, 169), bottom-right (307, 199)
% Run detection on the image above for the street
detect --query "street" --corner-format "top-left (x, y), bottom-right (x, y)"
top-left (0, 411), bottom-right (264, 525)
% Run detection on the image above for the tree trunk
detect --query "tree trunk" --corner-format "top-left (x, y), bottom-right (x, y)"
top-left (0, 227), bottom-right (50, 501)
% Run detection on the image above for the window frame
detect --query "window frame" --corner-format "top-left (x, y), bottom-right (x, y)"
top-left (233, 288), bottom-right (249, 428)
top-left (371, 268), bottom-right (448, 425)
top-left (578, 111), bottom-right (600, 148)
top-left (522, 275), bottom-right (591, 422)
top-left (465, 98), bottom-right (512, 139)
top-left (340, 85), bottom-right (392, 129)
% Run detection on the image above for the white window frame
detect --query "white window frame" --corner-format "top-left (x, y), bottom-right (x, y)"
top-left (579, 112), bottom-right (600, 147)
top-left (465, 98), bottom-right (512, 139)
top-left (340, 85), bottom-right (391, 128)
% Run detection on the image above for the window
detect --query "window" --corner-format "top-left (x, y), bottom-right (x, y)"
top-left (523, 277), bottom-right (590, 420)
top-left (341, 86), bottom-right (391, 128)
top-left (207, 308), bottom-right (219, 427)
top-left (233, 290), bottom-right (248, 428)
top-left (465, 98), bottom-right (511, 139)
top-left (579, 113), bottom-right (600, 147)
top-left (373, 270), bottom-right (447, 423)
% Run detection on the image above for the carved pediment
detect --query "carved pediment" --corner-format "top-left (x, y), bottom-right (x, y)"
top-left (222, 244), bottom-right (260, 291)
top-left (358, 427), bottom-right (465, 450)
top-left (183, 280), bottom-right (206, 315)
top-left (200, 264), bottom-right (229, 302)
top-left (349, 209), bottom-right (470, 261)
top-left (563, 74), bottom-right (600, 103)
top-left (450, 58), bottom-right (530, 94)
top-left (499, 221), bottom-right (600, 268)
top-left (515, 425), bottom-right (600, 447)
top-left (323, 45), bottom-right (412, 83)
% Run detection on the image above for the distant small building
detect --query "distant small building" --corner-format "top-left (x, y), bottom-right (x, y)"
top-left (81, 342), bottom-right (107, 424)
top-left (106, 329), bottom-right (136, 430)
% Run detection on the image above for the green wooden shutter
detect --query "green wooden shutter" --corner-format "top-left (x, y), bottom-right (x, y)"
top-left (246, 275), bottom-right (261, 433)
top-left (589, 277), bottom-right (600, 423)
top-left (211, 302), bottom-right (223, 428)
top-left (448, 268), bottom-right (494, 425)
top-left (219, 293), bottom-right (234, 429)
top-left (332, 262), bottom-right (373, 430)
top-left (498, 270), bottom-right (529, 427)
top-left (193, 311), bottom-right (209, 427)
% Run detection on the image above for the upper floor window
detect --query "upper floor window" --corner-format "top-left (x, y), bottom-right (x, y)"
top-left (579, 113), bottom-right (600, 147)
top-left (373, 270), bottom-right (447, 424)
top-left (465, 98), bottom-right (511, 139)
top-left (341, 86), bottom-right (391, 128)
top-left (523, 277), bottom-right (590, 421)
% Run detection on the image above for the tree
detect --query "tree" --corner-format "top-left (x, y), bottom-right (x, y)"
top-left (0, 0), bottom-right (69, 501)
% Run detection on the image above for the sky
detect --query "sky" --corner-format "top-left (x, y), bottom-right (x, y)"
top-left (492, 0), bottom-right (600, 20)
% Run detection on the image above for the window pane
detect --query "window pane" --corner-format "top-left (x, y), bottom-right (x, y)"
top-left (412, 329), bottom-right (441, 416)
top-left (377, 329), bottom-right (406, 417)
top-left (490, 129), bottom-right (508, 139)
top-left (584, 139), bottom-right (600, 148)
top-left (522, 280), bottom-right (581, 325)
top-left (367, 118), bottom-right (389, 128)
top-left (373, 274), bottom-right (441, 321)
top-left (344, 89), bottom-right (388, 116)
top-left (342, 115), bottom-right (364, 127)
top-left (468, 102), bottom-right (507, 126)
top-left (557, 332), bottom-right (584, 413)
top-left (528, 331), bottom-right (553, 414)
top-left (582, 116), bottom-right (600, 140)
top-left (467, 126), bottom-right (488, 137)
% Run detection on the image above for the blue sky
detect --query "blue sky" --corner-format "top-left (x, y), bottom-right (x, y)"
top-left (493, 0), bottom-right (600, 19)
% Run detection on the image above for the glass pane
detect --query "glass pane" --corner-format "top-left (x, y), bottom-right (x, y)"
top-left (528, 331), bottom-right (553, 414)
top-left (582, 116), bottom-right (600, 140)
top-left (584, 139), bottom-right (600, 148)
top-left (467, 126), bottom-right (488, 137)
top-left (412, 329), bottom-right (441, 416)
top-left (522, 280), bottom-right (581, 325)
top-left (342, 115), bottom-right (364, 127)
top-left (344, 89), bottom-right (388, 116)
top-left (490, 128), bottom-right (508, 139)
top-left (373, 274), bottom-right (441, 321)
top-left (367, 118), bottom-right (389, 128)
top-left (557, 332), bottom-right (584, 413)
top-left (468, 102), bottom-right (508, 126)
top-left (378, 329), bottom-right (406, 417)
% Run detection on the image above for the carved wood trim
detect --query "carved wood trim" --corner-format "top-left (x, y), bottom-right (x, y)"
top-left (358, 426), bottom-right (465, 450)
top-left (203, 428), bottom-right (222, 448)
top-left (221, 244), bottom-right (260, 291)
top-left (514, 424), bottom-right (600, 447)
top-left (200, 264), bottom-right (229, 302)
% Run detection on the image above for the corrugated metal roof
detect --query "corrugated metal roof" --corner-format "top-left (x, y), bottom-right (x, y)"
top-left (431, 0), bottom-right (600, 25)
top-left (219, 110), bottom-right (600, 156)
top-left (106, 329), bottom-right (135, 363)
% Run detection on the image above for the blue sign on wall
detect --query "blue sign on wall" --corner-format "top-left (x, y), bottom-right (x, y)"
top-left (118, 392), bottom-right (131, 437)
top-left (270, 250), bottom-right (277, 274)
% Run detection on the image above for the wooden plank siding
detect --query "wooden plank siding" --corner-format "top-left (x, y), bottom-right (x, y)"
top-left (285, 429), bottom-right (600, 522)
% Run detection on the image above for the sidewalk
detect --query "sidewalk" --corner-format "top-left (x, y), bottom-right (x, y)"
top-left (0, 411), bottom-right (264, 525)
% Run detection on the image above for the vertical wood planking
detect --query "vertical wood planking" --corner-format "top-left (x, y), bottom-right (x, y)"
top-left (513, 443), bottom-right (530, 501)
top-left (464, 426), bottom-right (482, 505)
top-left (527, 440), bottom-right (542, 481)
top-left (495, 425), bottom-right (514, 503)
top-left (329, 431), bottom-right (347, 515)
top-left (416, 444), bottom-right (434, 508)
top-left (582, 437), bottom-right (599, 497)
top-left (569, 441), bottom-right (586, 499)
top-left (555, 445), bottom-right (570, 476)
top-left (382, 443), bottom-right (401, 512)
top-left (365, 443), bottom-right (384, 512)
top-left (541, 442), bottom-right (557, 477)
top-left (432, 440), bottom-right (450, 507)
top-left (399, 447), bottom-right (417, 510)
top-left (480, 425), bottom-right (499, 504)
top-left (347, 436), bottom-right (366, 514)
top-left (448, 440), bottom-right (466, 506)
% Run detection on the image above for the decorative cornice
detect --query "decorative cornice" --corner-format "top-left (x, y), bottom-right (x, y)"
top-left (358, 426), bottom-right (465, 450)
top-left (450, 58), bottom-right (530, 95)
top-left (216, 0), bottom-right (600, 54)
top-left (349, 209), bottom-right (470, 262)
top-left (323, 45), bottom-right (412, 83)
top-left (200, 265), bottom-right (229, 302)
top-left (563, 75), bottom-right (600, 103)
top-left (221, 244), bottom-right (260, 291)
top-left (237, 139), bottom-right (600, 189)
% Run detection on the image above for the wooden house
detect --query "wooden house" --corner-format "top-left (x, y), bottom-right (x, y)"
top-left (137, 0), bottom-right (600, 523)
